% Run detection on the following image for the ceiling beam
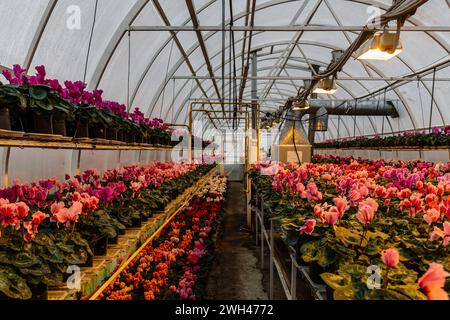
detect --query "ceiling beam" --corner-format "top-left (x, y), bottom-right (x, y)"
top-left (185, 0), bottom-right (222, 102)
top-left (129, 25), bottom-right (450, 32)
top-left (170, 75), bottom-right (450, 81)
top-left (259, 0), bottom-right (323, 104)
top-left (152, 1), bottom-right (213, 102)
top-left (23, 0), bottom-right (58, 70)
top-left (237, 0), bottom-right (256, 104)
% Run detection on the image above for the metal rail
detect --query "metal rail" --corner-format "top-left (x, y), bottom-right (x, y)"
top-left (252, 188), bottom-right (327, 300)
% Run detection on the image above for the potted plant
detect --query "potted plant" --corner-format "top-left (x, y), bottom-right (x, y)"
top-left (69, 105), bottom-right (111, 139)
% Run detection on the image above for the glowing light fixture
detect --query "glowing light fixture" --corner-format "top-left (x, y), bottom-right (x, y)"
top-left (313, 78), bottom-right (337, 95)
top-left (292, 99), bottom-right (310, 111)
top-left (357, 31), bottom-right (403, 61)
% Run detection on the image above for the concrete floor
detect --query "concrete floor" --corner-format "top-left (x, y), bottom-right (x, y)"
top-left (205, 182), bottom-right (269, 300)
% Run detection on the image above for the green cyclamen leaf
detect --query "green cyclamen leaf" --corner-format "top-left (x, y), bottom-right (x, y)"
top-left (29, 85), bottom-right (49, 100)
top-left (0, 270), bottom-right (32, 300)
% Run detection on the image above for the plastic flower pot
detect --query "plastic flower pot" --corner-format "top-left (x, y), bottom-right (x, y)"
top-left (0, 108), bottom-right (12, 130)
top-left (93, 236), bottom-right (108, 256)
top-left (308, 262), bottom-right (325, 285)
top-left (89, 125), bottom-right (106, 140)
top-left (126, 132), bottom-right (136, 143)
top-left (136, 133), bottom-right (145, 144)
top-left (33, 113), bottom-right (53, 134)
top-left (30, 283), bottom-right (48, 301)
top-left (108, 234), bottom-right (119, 245)
top-left (106, 127), bottom-right (118, 141)
top-left (52, 113), bottom-right (67, 136)
top-left (79, 254), bottom-right (93, 268)
top-left (131, 216), bottom-right (142, 228)
top-left (117, 129), bottom-right (124, 142)
top-left (326, 286), bottom-right (334, 300)
top-left (75, 122), bottom-right (89, 138)
top-left (156, 202), bottom-right (165, 211)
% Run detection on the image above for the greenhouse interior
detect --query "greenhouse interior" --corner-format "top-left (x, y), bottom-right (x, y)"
top-left (0, 0), bottom-right (449, 306)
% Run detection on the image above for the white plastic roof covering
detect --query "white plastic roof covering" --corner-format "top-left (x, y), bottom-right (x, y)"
top-left (0, 0), bottom-right (449, 141)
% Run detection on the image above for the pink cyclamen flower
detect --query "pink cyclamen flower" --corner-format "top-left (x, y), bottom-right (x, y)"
top-left (324, 210), bottom-right (340, 226)
top-left (430, 221), bottom-right (450, 246)
top-left (32, 210), bottom-right (49, 225)
top-left (356, 204), bottom-right (376, 224)
top-left (349, 185), bottom-right (369, 205)
top-left (50, 201), bottom-right (82, 227)
top-left (418, 263), bottom-right (450, 300)
top-left (423, 208), bottom-right (441, 225)
top-left (131, 182), bottom-right (142, 192)
top-left (333, 196), bottom-right (350, 218)
top-left (306, 182), bottom-right (322, 202)
top-left (50, 202), bottom-right (65, 215)
top-left (381, 248), bottom-right (400, 268)
top-left (360, 197), bottom-right (379, 212)
top-left (299, 219), bottom-right (316, 235)
top-left (397, 188), bottom-right (412, 199)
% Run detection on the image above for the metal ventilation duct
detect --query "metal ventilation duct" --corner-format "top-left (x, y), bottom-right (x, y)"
top-left (308, 99), bottom-right (399, 117)
top-left (286, 99), bottom-right (399, 117)
top-left (312, 106), bottom-right (328, 131)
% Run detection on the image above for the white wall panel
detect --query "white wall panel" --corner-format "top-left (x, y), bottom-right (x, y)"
top-left (8, 148), bottom-right (68, 183)
top-left (79, 150), bottom-right (120, 173)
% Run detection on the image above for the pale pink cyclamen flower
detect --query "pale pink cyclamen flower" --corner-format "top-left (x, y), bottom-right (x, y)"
top-left (423, 208), bottom-right (441, 225)
top-left (348, 185), bottom-right (369, 205)
top-left (296, 182), bottom-right (307, 198)
top-left (430, 221), bottom-right (450, 247)
top-left (381, 248), bottom-right (400, 268)
top-left (50, 201), bottom-right (82, 227)
top-left (360, 197), bottom-right (379, 212)
top-left (418, 263), bottom-right (450, 300)
top-left (306, 182), bottom-right (322, 202)
top-left (333, 196), bottom-right (350, 218)
top-left (131, 182), bottom-right (142, 192)
top-left (356, 203), bottom-right (376, 224)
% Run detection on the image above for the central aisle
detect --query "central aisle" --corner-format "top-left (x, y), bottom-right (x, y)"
top-left (205, 182), bottom-right (268, 300)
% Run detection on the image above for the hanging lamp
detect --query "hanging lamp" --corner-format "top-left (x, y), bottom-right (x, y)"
top-left (313, 77), bottom-right (337, 95)
top-left (357, 27), bottom-right (403, 61)
top-left (292, 99), bottom-right (310, 111)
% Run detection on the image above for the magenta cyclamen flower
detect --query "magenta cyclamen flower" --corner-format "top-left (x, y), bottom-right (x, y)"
top-left (2, 64), bottom-right (28, 85)
top-left (130, 107), bottom-right (145, 124)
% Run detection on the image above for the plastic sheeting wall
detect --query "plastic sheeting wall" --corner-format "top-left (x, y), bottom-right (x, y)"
top-left (314, 149), bottom-right (450, 163)
top-left (1, 149), bottom-right (172, 187)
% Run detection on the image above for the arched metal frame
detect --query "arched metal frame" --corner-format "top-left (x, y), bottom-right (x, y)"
top-left (139, 28), bottom-right (446, 139)
top-left (10, 0), bottom-right (450, 141)
top-left (170, 40), bottom-right (406, 131)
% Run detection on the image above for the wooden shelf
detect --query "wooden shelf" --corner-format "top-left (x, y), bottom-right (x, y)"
top-left (315, 146), bottom-right (449, 152)
top-left (0, 137), bottom-right (174, 151)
